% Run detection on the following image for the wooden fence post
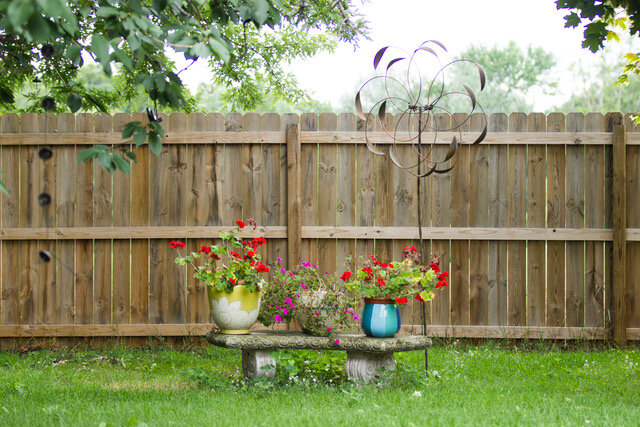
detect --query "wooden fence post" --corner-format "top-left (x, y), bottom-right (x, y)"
top-left (612, 124), bottom-right (627, 346)
top-left (286, 123), bottom-right (302, 268)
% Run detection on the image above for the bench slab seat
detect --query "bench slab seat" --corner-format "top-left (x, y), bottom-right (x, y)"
top-left (206, 330), bottom-right (432, 383)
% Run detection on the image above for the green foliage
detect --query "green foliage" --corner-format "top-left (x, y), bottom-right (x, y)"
top-left (556, 0), bottom-right (640, 53)
top-left (343, 249), bottom-right (448, 303)
top-left (258, 260), bottom-right (359, 335)
top-left (0, 0), bottom-right (368, 182)
top-left (172, 222), bottom-right (268, 293)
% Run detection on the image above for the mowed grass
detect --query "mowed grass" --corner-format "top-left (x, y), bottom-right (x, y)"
top-left (0, 340), bottom-right (639, 426)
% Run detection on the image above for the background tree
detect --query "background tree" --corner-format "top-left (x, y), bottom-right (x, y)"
top-left (0, 0), bottom-right (368, 175)
top-left (339, 42), bottom-right (557, 116)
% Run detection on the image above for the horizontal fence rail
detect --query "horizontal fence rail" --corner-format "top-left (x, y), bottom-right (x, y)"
top-left (0, 111), bottom-right (638, 343)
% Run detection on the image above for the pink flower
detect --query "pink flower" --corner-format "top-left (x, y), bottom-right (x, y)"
top-left (280, 268), bottom-right (286, 274)
top-left (300, 284), bottom-right (306, 289)
top-left (284, 297), bottom-right (292, 304)
top-left (274, 314), bottom-right (282, 323)
top-left (315, 312), bottom-right (320, 316)
top-left (353, 314), bottom-right (360, 320)
top-left (334, 339), bottom-right (340, 344)
top-left (327, 327), bottom-right (332, 332)
top-left (282, 308), bottom-right (290, 315)
top-left (277, 256), bottom-right (282, 263)
top-left (290, 304), bottom-right (295, 308)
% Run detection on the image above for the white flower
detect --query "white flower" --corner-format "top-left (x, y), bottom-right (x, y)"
top-left (412, 391), bottom-right (422, 398)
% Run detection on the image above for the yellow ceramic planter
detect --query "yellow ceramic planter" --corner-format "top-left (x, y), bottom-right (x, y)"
top-left (207, 285), bottom-right (262, 334)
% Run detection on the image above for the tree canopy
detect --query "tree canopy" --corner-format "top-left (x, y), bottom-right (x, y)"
top-left (0, 0), bottom-right (368, 175)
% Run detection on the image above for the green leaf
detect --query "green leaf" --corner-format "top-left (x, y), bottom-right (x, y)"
top-left (208, 38), bottom-right (230, 62)
top-left (148, 131), bottom-right (162, 156)
top-left (0, 86), bottom-right (15, 104)
top-left (253, 0), bottom-right (270, 25)
top-left (122, 121), bottom-right (142, 139)
top-left (66, 93), bottom-right (83, 113)
top-left (124, 150), bottom-right (137, 163)
top-left (132, 128), bottom-right (147, 146)
top-left (91, 35), bottom-right (112, 75)
top-left (64, 45), bottom-right (82, 67)
top-left (77, 148), bottom-right (99, 163)
top-left (111, 153), bottom-right (131, 174)
top-left (97, 151), bottom-right (115, 173)
top-left (95, 6), bottom-right (119, 17)
top-left (7, 0), bottom-right (35, 30)
top-left (564, 12), bottom-right (581, 28)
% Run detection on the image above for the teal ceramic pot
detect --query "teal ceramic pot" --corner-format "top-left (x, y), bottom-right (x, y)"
top-left (361, 298), bottom-right (401, 338)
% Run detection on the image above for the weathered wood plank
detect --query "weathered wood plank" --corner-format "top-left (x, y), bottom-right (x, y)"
top-left (54, 113), bottom-right (76, 324)
top-left (75, 113), bottom-right (95, 324)
top-left (0, 114), bottom-right (20, 325)
top-left (526, 113), bottom-right (546, 326)
top-left (336, 113), bottom-right (357, 272)
top-left (566, 113), bottom-right (586, 327)
top-left (469, 113), bottom-right (489, 326)
top-left (130, 112), bottom-right (149, 324)
top-left (317, 113), bottom-right (338, 274)
top-left (300, 113), bottom-right (318, 265)
top-left (547, 113), bottom-right (566, 327)
top-left (487, 113), bottom-right (509, 326)
top-left (508, 113), bottom-right (527, 326)
top-left (584, 113), bottom-right (605, 327)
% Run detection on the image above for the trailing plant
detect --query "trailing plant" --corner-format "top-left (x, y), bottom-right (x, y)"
top-left (172, 219), bottom-right (269, 293)
top-left (259, 260), bottom-right (359, 336)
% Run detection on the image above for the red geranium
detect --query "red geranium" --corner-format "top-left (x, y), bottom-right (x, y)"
top-left (230, 278), bottom-right (236, 285)
top-left (340, 271), bottom-right (352, 281)
top-left (170, 240), bottom-right (185, 248)
top-left (209, 253), bottom-right (220, 260)
top-left (244, 250), bottom-right (256, 260)
top-left (236, 220), bottom-right (245, 229)
top-left (396, 297), bottom-right (408, 304)
top-left (229, 251), bottom-right (241, 259)
top-left (414, 292), bottom-right (424, 302)
top-left (256, 262), bottom-right (270, 273)
top-left (377, 278), bottom-right (386, 287)
top-left (200, 245), bottom-right (211, 254)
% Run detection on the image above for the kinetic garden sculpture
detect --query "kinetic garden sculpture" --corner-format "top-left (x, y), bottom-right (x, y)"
top-left (355, 40), bottom-right (488, 338)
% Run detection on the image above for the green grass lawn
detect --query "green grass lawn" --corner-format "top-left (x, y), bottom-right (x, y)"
top-left (0, 340), bottom-right (638, 426)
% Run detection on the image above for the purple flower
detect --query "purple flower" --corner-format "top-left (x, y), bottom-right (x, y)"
top-left (315, 312), bottom-right (320, 316)
top-left (353, 314), bottom-right (360, 321)
top-left (280, 268), bottom-right (286, 274)
top-left (282, 308), bottom-right (290, 315)
top-left (312, 264), bottom-right (318, 268)
top-left (302, 262), bottom-right (311, 268)
top-left (290, 304), bottom-right (296, 309)
top-left (276, 306), bottom-right (281, 310)
top-left (300, 284), bottom-right (306, 290)
top-left (284, 297), bottom-right (292, 304)
top-left (274, 314), bottom-right (282, 322)
top-left (295, 292), bottom-right (301, 298)
top-left (334, 339), bottom-right (340, 344)
top-left (277, 256), bottom-right (282, 263)
top-left (289, 272), bottom-right (294, 276)
top-left (325, 272), bottom-right (329, 275)
top-left (326, 327), bottom-right (332, 332)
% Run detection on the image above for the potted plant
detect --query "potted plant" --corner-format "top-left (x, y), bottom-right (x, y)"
top-left (258, 260), bottom-right (360, 337)
top-left (171, 219), bottom-right (269, 334)
top-left (341, 246), bottom-right (449, 338)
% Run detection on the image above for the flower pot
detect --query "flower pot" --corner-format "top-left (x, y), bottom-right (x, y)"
top-left (361, 297), bottom-right (401, 338)
top-left (207, 285), bottom-right (262, 334)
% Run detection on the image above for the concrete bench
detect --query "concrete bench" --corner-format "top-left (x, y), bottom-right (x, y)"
top-left (206, 330), bottom-right (432, 383)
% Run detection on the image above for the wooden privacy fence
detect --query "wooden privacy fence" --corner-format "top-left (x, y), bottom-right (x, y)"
top-left (0, 111), bottom-right (639, 343)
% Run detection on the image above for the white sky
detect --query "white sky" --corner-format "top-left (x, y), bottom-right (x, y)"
top-left (180, 0), bottom-right (638, 111)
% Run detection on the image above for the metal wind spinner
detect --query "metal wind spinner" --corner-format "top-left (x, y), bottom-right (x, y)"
top-left (355, 40), bottom-right (488, 176)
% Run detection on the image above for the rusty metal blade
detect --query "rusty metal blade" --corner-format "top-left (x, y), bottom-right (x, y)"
top-left (389, 145), bottom-right (405, 169)
top-left (443, 135), bottom-right (458, 161)
top-left (386, 57), bottom-right (405, 71)
top-left (365, 132), bottom-right (385, 156)
top-left (472, 123), bottom-right (487, 145)
top-left (417, 46), bottom-right (438, 57)
top-left (477, 63), bottom-right (486, 91)
top-left (463, 84), bottom-right (477, 110)
top-left (378, 101), bottom-right (386, 128)
top-left (355, 91), bottom-right (366, 121)
top-left (434, 165), bottom-right (455, 174)
top-left (373, 46), bottom-right (389, 70)
top-left (418, 162), bottom-right (438, 178)
top-left (426, 40), bottom-right (448, 52)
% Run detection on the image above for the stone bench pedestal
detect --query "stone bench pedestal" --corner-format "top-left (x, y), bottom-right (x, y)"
top-left (207, 331), bottom-right (432, 383)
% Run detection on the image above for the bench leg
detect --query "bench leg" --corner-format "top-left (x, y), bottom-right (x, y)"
top-left (242, 350), bottom-right (276, 379)
top-left (345, 351), bottom-right (396, 383)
